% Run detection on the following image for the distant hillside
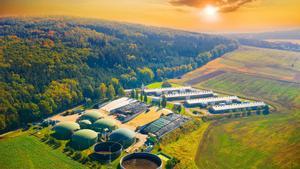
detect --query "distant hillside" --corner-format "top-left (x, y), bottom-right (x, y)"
top-left (225, 29), bottom-right (300, 51)
top-left (0, 17), bottom-right (238, 132)
top-left (228, 29), bottom-right (300, 40)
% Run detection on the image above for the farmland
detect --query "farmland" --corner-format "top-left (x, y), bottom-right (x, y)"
top-left (169, 46), bottom-right (300, 168)
top-left (160, 121), bottom-right (210, 169)
top-left (196, 111), bottom-right (300, 169)
top-left (0, 134), bottom-right (87, 169)
top-left (171, 46), bottom-right (300, 85)
top-left (196, 72), bottom-right (300, 110)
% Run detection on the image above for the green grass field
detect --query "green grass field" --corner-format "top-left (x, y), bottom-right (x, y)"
top-left (196, 111), bottom-right (300, 169)
top-left (146, 82), bottom-right (181, 89)
top-left (195, 72), bottom-right (300, 110)
top-left (169, 46), bottom-right (300, 168)
top-left (0, 134), bottom-right (87, 169)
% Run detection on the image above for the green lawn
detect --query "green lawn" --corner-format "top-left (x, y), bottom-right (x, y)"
top-left (196, 111), bottom-right (300, 169)
top-left (0, 134), bottom-right (87, 169)
top-left (146, 82), bottom-right (181, 89)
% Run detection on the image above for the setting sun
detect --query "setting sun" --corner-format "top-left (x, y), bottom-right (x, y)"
top-left (200, 5), bottom-right (219, 22)
top-left (203, 5), bottom-right (219, 16)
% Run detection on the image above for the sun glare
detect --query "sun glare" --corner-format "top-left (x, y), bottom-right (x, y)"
top-left (200, 5), bottom-right (219, 22)
top-left (203, 5), bottom-right (218, 16)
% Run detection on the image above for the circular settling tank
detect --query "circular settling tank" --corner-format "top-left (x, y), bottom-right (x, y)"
top-left (120, 153), bottom-right (162, 169)
top-left (92, 142), bottom-right (123, 161)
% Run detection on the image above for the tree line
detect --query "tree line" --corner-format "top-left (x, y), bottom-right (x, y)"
top-left (0, 17), bottom-right (238, 132)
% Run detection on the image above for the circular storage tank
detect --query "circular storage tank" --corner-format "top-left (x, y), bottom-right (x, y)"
top-left (78, 120), bottom-right (92, 129)
top-left (71, 129), bottom-right (98, 150)
top-left (52, 122), bottom-right (80, 140)
top-left (109, 128), bottom-right (135, 149)
top-left (80, 111), bottom-right (103, 123)
top-left (92, 142), bottom-right (123, 161)
top-left (93, 119), bottom-right (117, 132)
top-left (120, 153), bottom-right (162, 169)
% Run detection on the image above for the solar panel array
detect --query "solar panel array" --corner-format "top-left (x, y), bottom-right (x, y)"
top-left (140, 113), bottom-right (190, 138)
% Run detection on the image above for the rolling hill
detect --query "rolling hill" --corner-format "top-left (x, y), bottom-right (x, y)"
top-left (171, 45), bottom-right (300, 169)
top-left (0, 17), bottom-right (237, 133)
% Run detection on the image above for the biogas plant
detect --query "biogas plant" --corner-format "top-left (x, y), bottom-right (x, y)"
top-left (50, 85), bottom-right (268, 168)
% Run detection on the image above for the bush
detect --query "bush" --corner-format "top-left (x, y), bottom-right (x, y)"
top-left (166, 157), bottom-right (180, 169)
top-left (73, 152), bottom-right (82, 161)
top-left (162, 81), bottom-right (172, 88)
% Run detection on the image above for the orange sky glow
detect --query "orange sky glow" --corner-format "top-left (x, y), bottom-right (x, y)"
top-left (0, 0), bottom-right (300, 32)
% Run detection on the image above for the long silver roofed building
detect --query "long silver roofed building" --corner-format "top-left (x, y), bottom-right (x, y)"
top-left (209, 102), bottom-right (267, 114)
top-left (185, 96), bottom-right (240, 107)
top-left (144, 86), bottom-right (193, 96)
top-left (165, 91), bottom-right (215, 101)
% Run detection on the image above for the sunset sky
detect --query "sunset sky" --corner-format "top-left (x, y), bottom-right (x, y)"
top-left (1, 0), bottom-right (300, 32)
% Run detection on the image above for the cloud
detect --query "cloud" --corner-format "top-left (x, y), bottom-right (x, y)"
top-left (169, 0), bottom-right (255, 12)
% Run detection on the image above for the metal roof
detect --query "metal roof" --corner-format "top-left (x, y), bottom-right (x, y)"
top-left (186, 96), bottom-right (239, 104)
top-left (101, 97), bottom-right (137, 112)
top-left (144, 86), bottom-right (192, 93)
top-left (165, 91), bottom-right (213, 98)
top-left (212, 102), bottom-right (266, 111)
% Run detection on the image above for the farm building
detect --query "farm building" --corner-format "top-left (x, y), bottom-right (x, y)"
top-left (140, 113), bottom-right (190, 138)
top-left (144, 86), bottom-right (193, 96)
top-left (151, 97), bottom-right (161, 103)
top-left (165, 91), bottom-right (215, 101)
top-left (185, 96), bottom-right (240, 107)
top-left (209, 102), bottom-right (267, 114)
top-left (110, 101), bottom-right (148, 122)
top-left (100, 97), bottom-right (137, 112)
top-left (71, 129), bottom-right (98, 150)
top-left (52, 122), bottom-right (80, 140)
top-left (109, 128), bottom-right (136, 149)
top-left (92, 119), bottom-right (117, 132)
top-left (78, 120), bottom-right (92, 129)
top-left (79, 111), bottom-right (103, 123)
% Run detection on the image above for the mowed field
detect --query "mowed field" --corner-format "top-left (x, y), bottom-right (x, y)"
top-left (170, 46), bottom-right (300, 169)
top-left (0, 134), bottom-right (87, 169)
top-left (171, 46), bottom-right (300, 85)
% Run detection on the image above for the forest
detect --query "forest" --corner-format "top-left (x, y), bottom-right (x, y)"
top-left (0, 17), bottom-right (238, 132)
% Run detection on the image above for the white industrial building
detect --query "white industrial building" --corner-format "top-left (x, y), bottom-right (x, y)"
top-left (100, 97), bottom-right (137, 112)
top-left (209, 102), bottom-right (267, 114)
top-left (165, 91), bottom-right (215, 101)
top-left (185, 96), bottom-right (240, 107)
top-left (144, 86), bottom-right (193, 96)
